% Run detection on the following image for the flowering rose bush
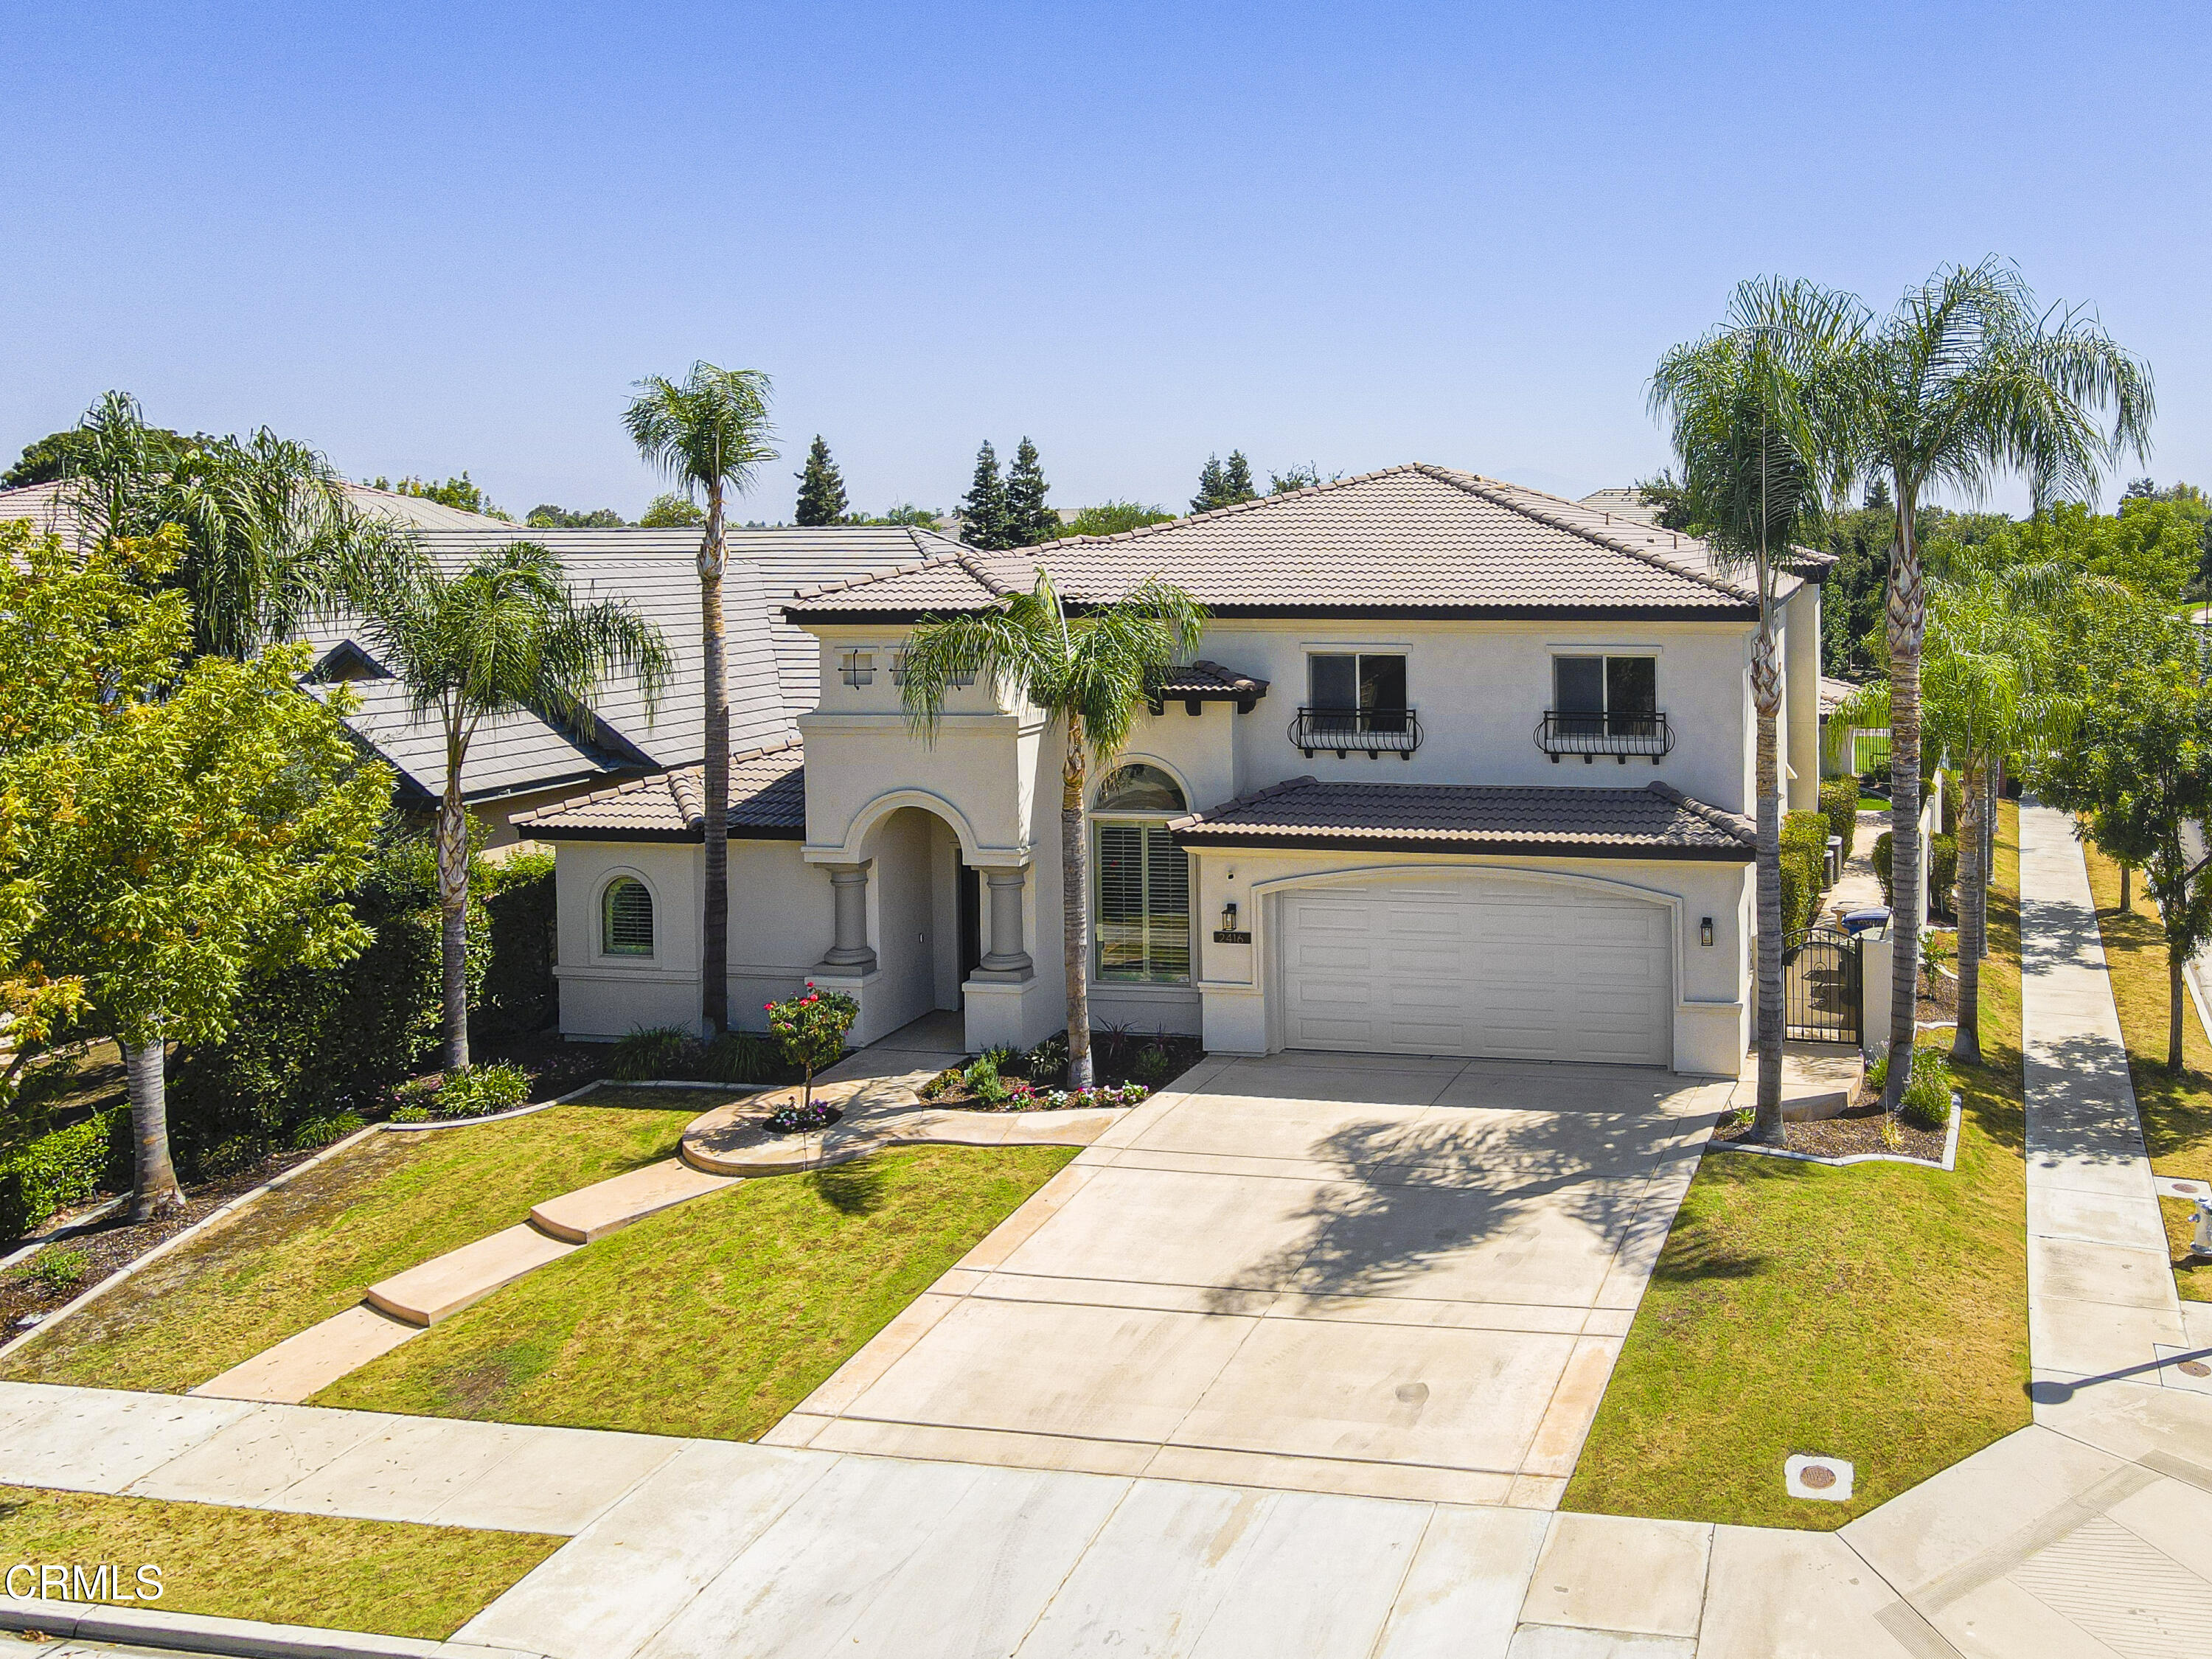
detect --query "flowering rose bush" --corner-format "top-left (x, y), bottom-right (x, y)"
top-left (765, 984), bottom-right (859, 1113)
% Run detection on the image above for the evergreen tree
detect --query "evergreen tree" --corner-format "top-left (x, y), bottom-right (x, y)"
top-left (794, 434), bottom-right (850, 527)
top-left (1192, 451), bottom-right (1258, 513)
top-left (960, 441), bottom-right (1009, 549)
top-left (1221, 451), bottom-right (1256, 504)
top-left (1003, 437), bottom-right (1056, 547)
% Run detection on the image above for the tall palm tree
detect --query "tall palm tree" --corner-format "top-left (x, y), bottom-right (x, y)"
top-left (355, 540), bottom-right (671, 1069)
top-left (900, 574), bottom-right (1207, 1088)
top-left (622, 364), bottom-right (777, 1034)
top-left (1650, 279), bottom-right (1854, 1144)
top-left (1806, 260), bottom-right (2152, 1109)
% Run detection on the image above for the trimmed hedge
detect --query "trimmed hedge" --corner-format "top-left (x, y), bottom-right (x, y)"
top-left (1819, 775), bottom-right (1860, 866)
top-left (1873, 831), bottom-right (1893, 906)
top-left (0, 1113), bottom-right (122, 1241)
top-left (478, 851), bottom-right (556, 1039)
top-left (1780, 810), bottom-right (1829, 933)
top-left (1870, 830), bottom-right (1957, 919)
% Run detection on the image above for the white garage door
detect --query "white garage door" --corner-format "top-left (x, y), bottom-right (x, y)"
top-left (1279, 876), bottom-right (1673, 1065)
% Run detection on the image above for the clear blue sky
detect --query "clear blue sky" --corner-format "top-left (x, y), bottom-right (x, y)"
top-left (5, 1), bottom-right (2205, 521)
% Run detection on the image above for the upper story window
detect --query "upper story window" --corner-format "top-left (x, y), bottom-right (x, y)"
top-left (602, 877), bottom-right (655, 956)
top-left (1294, 652), bottom-right (1419, 757)
top-left (1093, 765), bottom-right (1190, 983)
top-left (1540, 654), bottom-right (1672, 762)
top-left (840, 650), bottom-right (874, 687)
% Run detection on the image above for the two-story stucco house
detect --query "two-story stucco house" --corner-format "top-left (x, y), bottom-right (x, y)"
top-left (518, 465), bottom-right (1829, 1077)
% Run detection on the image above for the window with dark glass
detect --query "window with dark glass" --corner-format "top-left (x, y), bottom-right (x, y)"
top-left (1309, 653), bottom-right (1408, 735)
top-left (1093, 764), bottom-right (1191, 982)
top-left (1554, 655), bottom-right (1657, 737)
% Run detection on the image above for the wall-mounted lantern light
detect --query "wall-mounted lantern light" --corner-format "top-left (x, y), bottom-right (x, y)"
top-left (1700, 917), bottom-right (1714, 947)
top-left (1221, 900), bottom-right (1239, 934)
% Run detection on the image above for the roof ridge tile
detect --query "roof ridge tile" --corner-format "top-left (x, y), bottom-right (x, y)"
top-left (1025, 465), bottom-right (1426, 554)
top-left (1646, 779), bottom-right (1756, 845)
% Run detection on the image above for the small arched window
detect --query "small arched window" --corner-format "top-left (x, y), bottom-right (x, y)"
top-left (1095, 763), bottom-right (1186, 814)
top-left (602, 877), bottom-right (655, 956)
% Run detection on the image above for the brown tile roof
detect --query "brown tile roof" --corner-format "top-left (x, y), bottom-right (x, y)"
top-left (1169, 776), bottom-right (1755, 861)
top-left (511, 740), bottom-right (805, 841)
top-left (1152, 660), bottom-right (1269, 706)
top-left (788, 465), bottom-right (1787, 622)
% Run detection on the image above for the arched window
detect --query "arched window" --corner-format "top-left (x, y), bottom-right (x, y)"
top-left (602, 877), bottom-right (655, 956)
top-left (1092, 765), bottom-right (1190, 983)
top-left (1094, 763), bottom-right (1186, 814)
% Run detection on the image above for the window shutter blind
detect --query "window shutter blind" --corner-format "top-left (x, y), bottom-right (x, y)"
top-left (1145, 827), bottom-right (1191, 978)
top-left (603, 880), bottom-right (655, 955)
top-left (1097, 823), bottom-right (1147, 976)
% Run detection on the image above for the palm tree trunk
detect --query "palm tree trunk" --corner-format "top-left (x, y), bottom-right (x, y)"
top-left (1884, 486), bottom-right (1926, 1111)
top-left (1752, 630), bottom-right (1784, 1143)
top-left (1062, 720), bottom-right (1095, 1089)
top-left (437, 768), bottom-right (470, 1071)
top-left (1952, 757), bottom-right (1984, 1065)
top-left (123, 1033), bottom-right (182, 1221)
top-left (700, 485), bottom-right (731, 1035)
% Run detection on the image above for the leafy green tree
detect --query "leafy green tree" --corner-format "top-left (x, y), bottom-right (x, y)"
top-left (369, 473), bottom-right (509, 519)
top-left (622, 363), bottom-right (777, 1033)
top-left (960, 441), bottom-right (1009, 549)
top-left (525, 505), bottom-right (627, 529)
top-left (2037, 602), bottom-right (2212, 1068)
top-left (1628, 470), bottom-right (1700, 532)
top-left (794, 435), bottom-right (851, 527)
top-left (1269, 463), bottom-right (1339, 494)
top-left (1062, 501), bottom-right (1174, 538)
top-left (4, 420), bottom-right (201, 489)
top-left (1220, 451), bottom-right (1256, 506)
top-left (1944, 498), bottom-right (2206, 603)
top-left (1801, 259), bottom-right (2153, 1110)
top-left (900, 574), bottom-right (1206, 1087)
top-left (639, 492), bottom-right (706, 528)
top-left (1651, 277), bottom-right (1854, 1142)
top-left (873, 503), bottom-right (942, 527)
top-left (3, 527), bottom-right (392, 1215)
top-left (353, 541), bottom-right (672, 1068)
top-left (1003, 438), bottom-right (1057, 548)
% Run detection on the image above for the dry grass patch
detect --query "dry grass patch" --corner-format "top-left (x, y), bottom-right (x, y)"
top-left (316, 1144), bottom-right (1076, 1440)
top-left (0, 1089), bottom-right (746, 1394)
top-left (1565, 801), bottom-right (2028, 1531)
top-left (0, 1483), bottom-right (558, 1640)
top-left (2079, 841), bottom-right (2212, 1176)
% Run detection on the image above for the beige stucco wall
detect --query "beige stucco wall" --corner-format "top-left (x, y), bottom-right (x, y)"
top-left (1783, 582), bottom-right (1822, 812)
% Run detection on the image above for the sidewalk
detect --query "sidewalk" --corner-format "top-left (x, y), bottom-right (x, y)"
top-left (8, 804), bottom-right (2212, 1655)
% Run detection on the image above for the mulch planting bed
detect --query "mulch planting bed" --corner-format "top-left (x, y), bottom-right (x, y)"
top-left (1711, 1103), bottom-right (1948, 1162)
top-left (0, 1144), bottom-right (329, 1337)
top-left (919, 1030), bottom-right (1206, 1110)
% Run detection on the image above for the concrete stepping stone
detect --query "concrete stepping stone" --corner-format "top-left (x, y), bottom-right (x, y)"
top-left (364, 1222), bottom-right (580, 1326)
top-left (194, 1304), bottom-right (422, 1402)
top-left (531, 1159), bottom-right (739, 1243)
top-left (1727, 1041), bottom-right (1863, 1122)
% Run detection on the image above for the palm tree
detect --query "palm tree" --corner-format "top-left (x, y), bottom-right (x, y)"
top-left (1650, 279), bottom-right (1854, 1144)
top-left (1830, 563), bottom-right (2080, 1065)
top-left (900, 574), bottom-right (1208, 1088)
top-left (622, 364), bottom-right (778, 1034)
top-left (1805, 260), bottom-right (2152, 1109)
top-left (355, 540), bottom-right (672, 1069)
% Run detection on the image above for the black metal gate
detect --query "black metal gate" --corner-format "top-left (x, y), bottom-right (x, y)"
top-left (1783, 925), bottom-right (1862, 1044)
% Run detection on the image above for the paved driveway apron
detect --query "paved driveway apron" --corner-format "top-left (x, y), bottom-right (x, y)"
top-left (765, 1051), bottom-right (1728, 1506)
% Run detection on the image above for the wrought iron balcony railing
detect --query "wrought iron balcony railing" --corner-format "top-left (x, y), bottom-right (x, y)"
top-left (1290, 706), bottom-right (1422, 759)
top-left (1534, 709), bottom-right (1674, 764)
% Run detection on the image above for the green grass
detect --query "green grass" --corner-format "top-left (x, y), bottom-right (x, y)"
top-left (1857, 796), bottom-right (1890, 813)
top-left (314, 1144), bottom-right (1076, 1439)
top-left (0, 1484), bottom-right (559, 1640)
top-left (0, 1089), bottom-right (746, 1394)
top-left (1565, 801), bottom-right (2028, 1531)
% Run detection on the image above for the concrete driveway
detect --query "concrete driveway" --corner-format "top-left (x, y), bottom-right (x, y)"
top-left (766, 1050), bottom-right (1728, 1506)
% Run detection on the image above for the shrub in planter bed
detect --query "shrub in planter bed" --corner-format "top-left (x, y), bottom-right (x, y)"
top-left (609, 1025), bottom-right (782, 1085)
top-left (1819, 775), bottom-right (1860, 866)
top-left (1866, 1040), bottom-right (1953, 1134)
top-left (289, 1112), bottom-right (365, 1150)
top-left (0, 1114), bottom-right (121, 1241)
top-left (1780, 810), bottom-right (1830, 932)
top-left (767, 985), bottom-right (860, 1113)
top-left (1024, 1034), bottom-right (1069, 1085)
top-left (1873, 832), bottom-right (1893, 907)
top-left (611, 1025), bottom-right (695, 1080)
top-left (1928, 833), bottom-right (1958, 917)
top-left (390, 1062), bottom-right (531, 1122)
top-left (476, 850), bottom-right (557, 1039)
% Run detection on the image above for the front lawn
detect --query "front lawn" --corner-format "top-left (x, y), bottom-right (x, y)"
top-left (314, 1144), bottom-right (1076, 1439)
top-left (0, 1090), bottom-right (737, 1394)
top-left (0, 1484), bottom-right (559, 1639)
top-left (1565, 801), bottom-right (2028, 1531)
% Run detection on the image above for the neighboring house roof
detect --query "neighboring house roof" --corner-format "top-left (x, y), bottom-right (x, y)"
top-left (1579, 487), bottom-right (1666, 527)
top-left (510, 740), bottom-right (807, 842)
top-left (0, 478), bottom-right (512, 544)
top-left (319, 526), bottom-right (952, 807)
top-left (1167, 776), bottom-right (1757, 862)
top-left (1818, 675), bottom-right (1864, 716)
top-left (787, 465), bottom-right (1801, 624)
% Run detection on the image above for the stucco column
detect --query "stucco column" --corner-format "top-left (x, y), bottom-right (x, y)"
top-left (975, 867), bottom-right (1033, 981)
top-left (817, 862), bottom-right (877, 971)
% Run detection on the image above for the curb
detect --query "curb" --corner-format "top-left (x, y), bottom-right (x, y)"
top-left (0, 1594), bottom-right (541, 1658)
top-left (0, 1194), bottom-right (127, 1270)
top-left (378, 1077), bottom-right (764, 1133)
top-left (1709, 1089), bottom-right (1963, 1172)
top-left (0, 1123), bottom-right (389, 1363)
